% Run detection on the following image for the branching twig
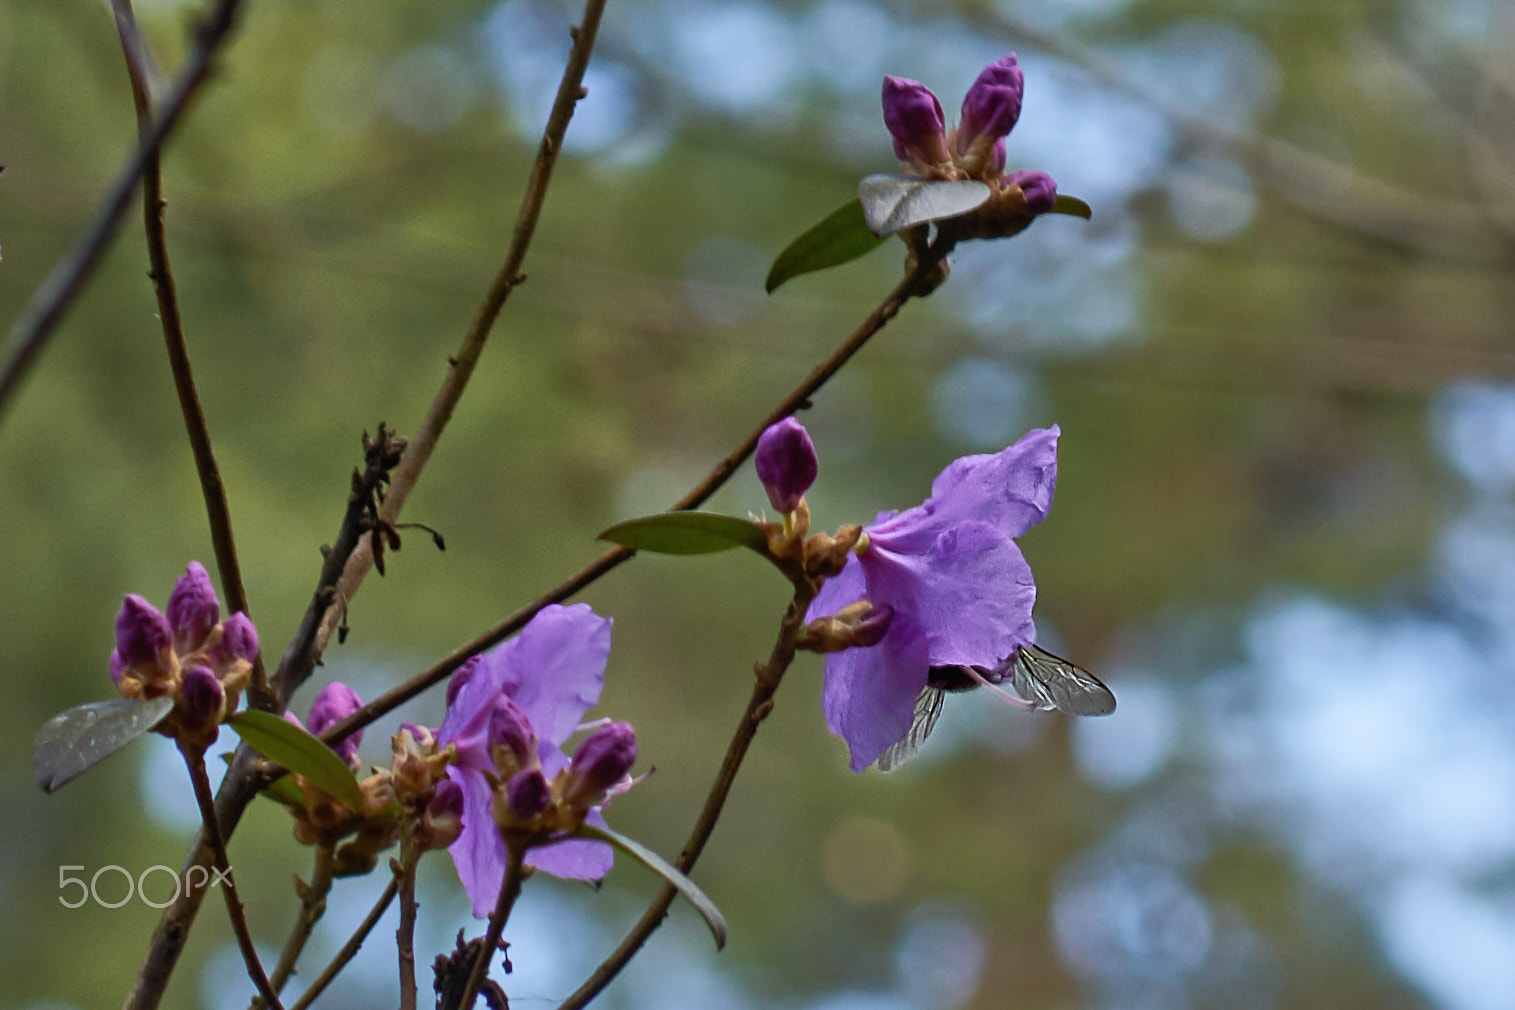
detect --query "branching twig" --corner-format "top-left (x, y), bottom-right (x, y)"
top-left (178, 742), bottom-right (284, 1010)
top-left (559, 578), bottom-right (817, 1009)
top-left (287, 877), bottom-right (401, 1010)
top-left (0, 0), bottom-right (248, 425)
top-left (251, 845), bottom-right (336, 1010)
top-left (395, 839), bottom-right (424, 1010)
top-left (321, 248), bottom-right (942, 746)
top-left (109, 0), bottom-right (267, 702)
top-left (458, 843), bottom-right (527, 1010)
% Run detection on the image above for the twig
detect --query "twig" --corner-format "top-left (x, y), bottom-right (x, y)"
top-left (321, 249), bottom-right (939, 746)
top-left (459, 843), bottom-right (527, 1010)
top-left (0, 0), bottom-right (248, 426)
top-left (109, 0), bottom-right (267, 703)
top-left (178, 742), bottom-right (284, 1010)
top-left (287, 877), bottom-right (401, 1010)
top-left (395, 839), bottom-right (424, 1010)
top-left (251, 845), bottom-right (336, 1009)
top-left (558, 582), bottom-right (816, 1009)
top-left (312, 0), bottom-right (610, 658)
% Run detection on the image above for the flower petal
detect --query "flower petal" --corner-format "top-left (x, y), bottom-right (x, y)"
top-left (492, 604), bottom-right (612, 746)
top-left (526, 808), bottom-right (615, 880)
top-left (823, 615), bottom-right (931, 772)
top-left (862, 521), bottom-right (1035, 668)
top-left (447, 766), bottom-right (508, 919)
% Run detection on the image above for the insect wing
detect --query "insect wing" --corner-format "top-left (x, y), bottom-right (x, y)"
top-left (876, 686), bottom-right (946, 772)
top-left (32, 696), bottom-right (175, 792)
top-left (1008, 645), bottom-right (1116, 717)
top-left (857, 174), bottom-right (991, 236)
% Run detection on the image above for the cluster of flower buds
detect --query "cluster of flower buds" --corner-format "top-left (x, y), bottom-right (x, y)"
top-left (282, 683), bottom-right (407, 876)
top-left (485, 701), bottom-right (638, 844)
top-left (110, 561), bottom-right (259, 748)
top-left (883, 54), bottom-right (1059, 241)
top-left (391, 722), bottom-right (464, 853)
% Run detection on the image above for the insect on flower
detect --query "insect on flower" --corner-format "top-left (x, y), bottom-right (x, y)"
top-left (877, 643), bottom-right (1116, 772)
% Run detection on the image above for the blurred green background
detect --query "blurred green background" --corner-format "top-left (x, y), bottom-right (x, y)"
top-left (5, 0), bottom-right (1515, 1007)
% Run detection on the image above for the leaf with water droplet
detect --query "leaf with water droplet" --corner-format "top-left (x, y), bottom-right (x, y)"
top-left (33, 696), bottom-right (174, 793)
top-left (857, 174), bottom-right (991, 236)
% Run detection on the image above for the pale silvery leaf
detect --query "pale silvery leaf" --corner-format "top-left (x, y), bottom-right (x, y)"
top-left (33, 696), bottom-right (174, 792)
top-left (857, 174), bottom-right (991, 236)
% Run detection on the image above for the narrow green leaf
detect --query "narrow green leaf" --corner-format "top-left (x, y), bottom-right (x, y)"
top-left (576, 823), bottom-right (728, 949)
top-left (599, 511), bottom-right (768, 556)
top-left (228, 710), bottom-right (364, 810)
top-left (1049, 194), bottom-right (1093, 220)
top-left (33, 696), bottom-right (174, 793)
top-left (260, 774), bottom-right (307, 810)
top-left (766, 199), bottom-right (887, 293)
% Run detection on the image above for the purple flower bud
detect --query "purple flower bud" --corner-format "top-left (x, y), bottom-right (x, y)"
top-left (167, 561), bottom-right (221, 653)
top-left (882, 76), bottom-right (950, 167)
top-left (755, 417), bottom-right (819, 513)
top-left (308, 682), bottom-right (364, 765)
top-left (116, 595), bottom-right (172, 671)
top-left (179, 665), bottom-right (226, 730)
top-left (109, 649), bottom-right (125, 687)
top-left (425, 777), bottom-right (466, 850)
top-left (957, 54), bottom-right (1024, 155)
top-left (1005, 170), bottom-right (1057, 215)
top-left (505, 768), bottom-right (551, 820)
top-left (211, 612), bottom-right (260, 666)
top-left (565, 722), bottom-right (637, 808)
top-left (400, 722), bottom-right (434, 748)
top-left (446, 655), bottom-right (483, 708)
top-left (488, 697), bottom-right (537, 772)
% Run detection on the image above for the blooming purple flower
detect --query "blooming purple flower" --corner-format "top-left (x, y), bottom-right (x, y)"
top-left (806, 426), bottom-right (1060, 771)
top-left (438, 603), bottom-right (615, 918)
top-left (755, 417), bottom-right (818, 514)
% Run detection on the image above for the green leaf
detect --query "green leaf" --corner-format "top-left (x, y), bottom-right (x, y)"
top-left (228, 710), bottom-right (364, 810)
top-left (33, 696), bottom-right (174, 793)
top-left (599, 511), bottom-right (768, 556)
top-left (858, 173), bottom-right (991, 236)
top-left (259, 773), bottom-right (307, 810)
top-left (1049, 194), bottom-right (1093, 220)
top-left (766, 199), bottom-right (888, 293)
top-left (576, 822), bottom-right (728, 949)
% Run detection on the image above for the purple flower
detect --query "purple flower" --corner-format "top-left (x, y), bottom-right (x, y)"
top-left (1006, 170), bottom-right (1057, 216)
top-left (178, 665), bottom-right (226, 737)
top-left (307, 682), bottom-right (364, 766)
top-left (882, 76), bottom-right (950, 170)
top-left (210, 612), bottom-right (259, 666)
top-left (805, 426), bottom-right (1060, 771)
top-left (563, 722), bottom-right (637, 808)
top-left (956, 55), bottom-right (1024, 161)
top-left (755, 417), bottom-right (818, 513)
top-left (438, 603), bottom-right (614, 918)
top-left (115, 595), bottom-right (172, 673)
top-left (167, 561), bottom-right (220, 654)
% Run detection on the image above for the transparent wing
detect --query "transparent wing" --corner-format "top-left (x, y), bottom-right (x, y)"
top-left (876, 686), bottom-right (946, 772)
top-left (1005, 644), bottom-right (1116, 717)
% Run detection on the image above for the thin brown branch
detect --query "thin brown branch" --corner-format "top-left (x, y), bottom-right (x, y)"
top-left (110, 0), bottom-right (267, 703)
top-left (459, 843), bottom-right (528, 1010)
top-left (313, 0), bottom-right (611, 657)
top-left (251, 844), bottom-right (336, 1009)
top-left (396, 839), bottom-right (424, 1010)
top-left (178, 742), bottom-right (283, 1010)
top-left (0, 0), bottom-right (248, 426)
top-left (287, 877), bottom-right (401, 1010)
top-left (321, 250), bottom-right (938, 746)
top-left (558, 581), bottom-right (816, 1009)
